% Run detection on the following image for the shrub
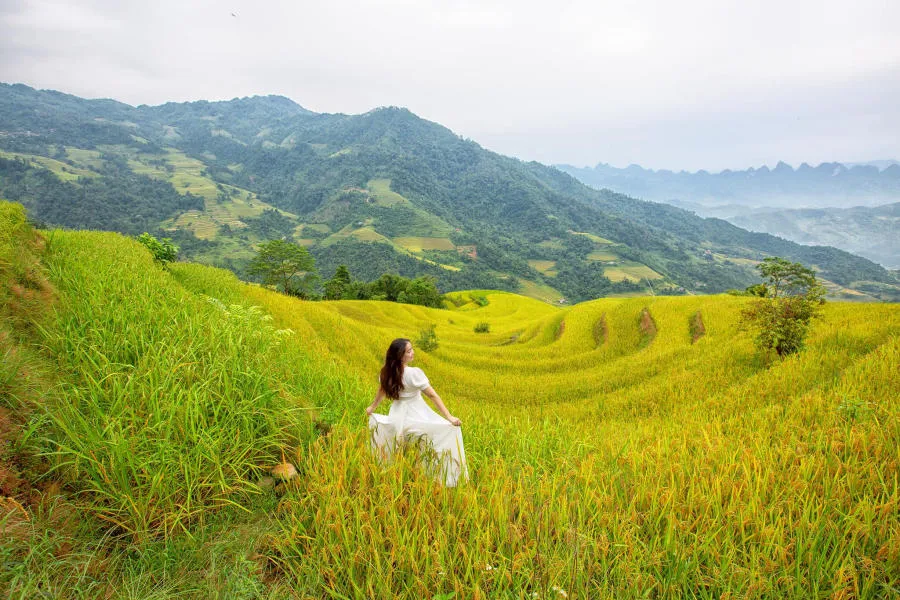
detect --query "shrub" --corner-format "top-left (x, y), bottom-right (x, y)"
top-left (137, 232), bottom-right (179, 263)
top-left (416, 324), bottom-right (439, 352)
top-left (474, 322), bottom-right (490, 333)
top-left (471, 294), bottom-right (489, 307)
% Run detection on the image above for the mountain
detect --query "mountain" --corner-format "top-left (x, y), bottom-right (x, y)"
top-left (729, 203), bottom-right (900, 269)
top-left (556, 161), bottom-right (900, 210)
top-left (1, 82), bottom-right (897, 302)
top-left (556, 161), bottom-right (900, 270)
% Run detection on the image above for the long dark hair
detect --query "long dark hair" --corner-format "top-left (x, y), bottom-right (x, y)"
top-left (380, 338), bottom-right (410, 399)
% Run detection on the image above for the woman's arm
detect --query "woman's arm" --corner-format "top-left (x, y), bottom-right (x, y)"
top-left (366, 387), bottom-right (386, 416)
top-left (423, 387), bottom-right (461, 426)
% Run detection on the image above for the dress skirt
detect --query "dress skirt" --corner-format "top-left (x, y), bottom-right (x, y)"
top-left (368, 395), bottom-right (468, 487)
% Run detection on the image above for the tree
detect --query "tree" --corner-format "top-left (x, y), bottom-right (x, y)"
top-left (740, 257), bottom-right (826, 357)
top-left (324, 264), bottom-right (352, 300)
top-left (369, 273), bottom-right (408, 302)
top-left (401, 275), bottom-right (444, 308)
top-left (247, 239), bottom-right (317, 296)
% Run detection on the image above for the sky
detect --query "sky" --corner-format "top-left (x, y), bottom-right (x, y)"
top-left (1, 0), bottom-right (899, 172)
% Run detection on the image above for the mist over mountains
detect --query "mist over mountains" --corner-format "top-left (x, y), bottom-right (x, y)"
top-left (556, 160), bottom-right (900, 209)
top-left (557, 161), bottom-right (900, 269)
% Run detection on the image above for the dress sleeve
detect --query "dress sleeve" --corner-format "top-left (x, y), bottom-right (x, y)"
top-left (411, 368), bottom-right (431, 391)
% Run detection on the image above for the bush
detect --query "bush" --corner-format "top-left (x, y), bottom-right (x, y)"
top-left (416, 324), bottom-right (439, 352)
top-left (474, 322), bottom-right (490, 333)
top-left (137, 232), bottom-right (179, 263)
top-left (471, 294), bottom-right (489, 307)
top-left (740, 257), bottom-right (825, 357)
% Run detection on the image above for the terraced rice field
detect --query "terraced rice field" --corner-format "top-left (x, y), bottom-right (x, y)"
top-left (169, 261), bottom-right (899, 598)
top-left (5, 218), bottom-right (897, 599)
top-left (587, 250), bottom-right (618, 262)
top-left (368, 178), bottom-right (408, 206)
top-left (0, 150), bottom-right (98, 182)
top-left (569, 230), bottom-right (614, 244)
top-left (394, 236), bottom-right (457, 252)
top-left (604, 262), bottom-right (664, 282)
top-left (527, 259), bottom-right (558, 275)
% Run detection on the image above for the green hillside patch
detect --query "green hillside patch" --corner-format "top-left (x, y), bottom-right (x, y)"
top-left (349, 226), bottom-right (390, 243)
top-left (167, 210), bottom-right (219, 239)
top-left (569, 230), bottom-right (614, 244)
top-left (587, 251), bottom-right (617, 262)
top-left (64, 147), bottom-right (105, 170)
top-left (367, 178), bottom-right (407, 206)
top-left (141, 150), bottom-right (219, 199)
top-left (518, 278), bottom-right (565, 303)
top-left (537, 239), bottom-right (565, 250)
top-left (394, 236), bottom-right (456, 252)
top-left (0, 150), bottom-right (98, 182)
top-left (527, 259), bottom-right (558, 277)
top-left (604, 262), bottom-right (664, 283)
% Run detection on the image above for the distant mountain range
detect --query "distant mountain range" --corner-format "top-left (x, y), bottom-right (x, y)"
top-left (556, 161), bottom-right (900, 269)
top-left (556, 161), bottom-right (900, 209)
top-left (1, 82), bottom-right (897, 302)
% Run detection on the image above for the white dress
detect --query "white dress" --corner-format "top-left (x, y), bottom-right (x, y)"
top-left (368, 366), bottom-right (468, 487)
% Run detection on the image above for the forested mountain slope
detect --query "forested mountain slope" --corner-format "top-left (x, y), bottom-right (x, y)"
top-left (2, 82), bottom-right (896, 301)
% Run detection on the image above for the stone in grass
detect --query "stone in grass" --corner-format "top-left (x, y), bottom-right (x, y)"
top-left (271, 462), bottom-right (298, 481)
top-left (257, 476), bottom-right (276, 491)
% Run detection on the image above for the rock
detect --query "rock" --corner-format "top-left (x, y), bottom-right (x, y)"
top-left (271, 462), bottom-right (297, 481)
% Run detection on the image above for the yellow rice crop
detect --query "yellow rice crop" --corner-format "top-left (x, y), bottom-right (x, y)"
top-left (169, 268), bottom-right (899, 598)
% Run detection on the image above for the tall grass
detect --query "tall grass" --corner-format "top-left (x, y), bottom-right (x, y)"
top-left (2, 214), bottom-right (897, 598)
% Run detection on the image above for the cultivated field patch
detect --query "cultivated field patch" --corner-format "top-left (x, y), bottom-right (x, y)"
top-left (367, 178), bottom-right (408, 206)
top-left (604, 262), bottom-right (664, 282)
top-left (527, 259), bottom-right (557, 275)
top-left (394, 237), bottom-right (456, 252)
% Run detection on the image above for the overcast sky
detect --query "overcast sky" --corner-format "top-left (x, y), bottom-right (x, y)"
top-left (1, 0), bottom-right (898, 171)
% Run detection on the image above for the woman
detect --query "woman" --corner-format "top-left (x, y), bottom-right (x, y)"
top-left (366, 338), bottom-right (468, 487)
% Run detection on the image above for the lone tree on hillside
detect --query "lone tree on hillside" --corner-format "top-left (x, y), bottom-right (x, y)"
top-left (740, 257), bottom-right (826, 357)
top-left (247, 239), bottom-right (318, 298)
top-left (137, 232), bottom-right (178, 264)
top-left (324, 264), bottom-right (352, 300)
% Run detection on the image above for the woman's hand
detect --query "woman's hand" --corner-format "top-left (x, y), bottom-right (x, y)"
top-left (365, 405), bottom-right (375, 416)
top-left (447, 415), bottom-right (462, 426)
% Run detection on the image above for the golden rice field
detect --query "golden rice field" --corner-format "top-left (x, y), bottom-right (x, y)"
top-left (2, 213), bottom-right (898, 599)
top-left (172, 264), bottom-right (900, 598)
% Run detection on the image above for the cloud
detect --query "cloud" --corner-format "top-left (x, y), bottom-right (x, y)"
top-left (1, 0), bottom-right (898, 170)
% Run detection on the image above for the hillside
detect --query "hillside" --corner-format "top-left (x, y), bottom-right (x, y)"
top-left (1, 82), bottom-right (898, 302)
top-left (558, 162), bottom-right (900, 271)
top-left (728, 203), bottom-right (900, 269)
top-left (2, 203), bottom-right (899, 597)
